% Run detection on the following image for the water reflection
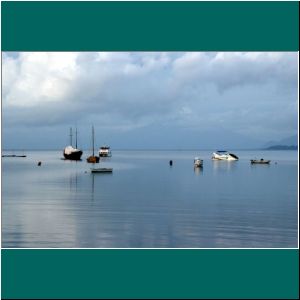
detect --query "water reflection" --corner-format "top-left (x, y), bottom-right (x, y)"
top-left (250, 163), bottom-right (271, 168)
top-left (1, 150), bottom-right (298, 248)
top-left (69, 173), bottom-right (78, 191)
top-left (91, 173), bottom-right (95, 201)
top-left (194, 166), bottom-right (203, 176)
top-left (212, 160), bottom-right (238, 172)
top-left (99, 156), bottom-right (111, 162)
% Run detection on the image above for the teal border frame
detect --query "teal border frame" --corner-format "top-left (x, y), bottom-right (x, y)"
top-left (1, 1), bottom-right (299, 51)
top-left (1, 1), bottom-right (299, 299)
top-left (1, 249), bottom-right (299, 299)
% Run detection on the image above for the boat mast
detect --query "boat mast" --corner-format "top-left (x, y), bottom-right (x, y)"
top-left (75, 128), bottom-right (78, 149)
top-left (70, 127), bottom-right (73, 146)
top-left (92, 125), bottom-right (95, 156)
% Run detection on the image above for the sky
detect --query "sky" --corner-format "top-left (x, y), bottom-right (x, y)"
top-left (1, 52), bottom-right (298, 150)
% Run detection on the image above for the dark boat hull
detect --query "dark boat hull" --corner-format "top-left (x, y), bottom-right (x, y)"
top-left (2, 155), bottom-right (27, 158)
top-left (63, 150), bottom-right (83, 160)
top-left (87, 156), bottom-right (100, 163)
top-left (250, 160), bottom-right (270, 164)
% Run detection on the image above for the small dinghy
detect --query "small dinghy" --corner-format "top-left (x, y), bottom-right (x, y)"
top-left (194, 157), bottom-right (203, 167)
top-left (250, 159), bottom-right (271, 164)
top-left (91, 168), bottom-right (113, 173)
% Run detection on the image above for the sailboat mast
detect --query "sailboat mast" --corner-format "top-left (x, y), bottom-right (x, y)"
top-left (92, 125), bottom-right (95, 156)
top-left (70, 128), bottom-right (73, 146)
top-left (75, 128), bottom-right (78, 149)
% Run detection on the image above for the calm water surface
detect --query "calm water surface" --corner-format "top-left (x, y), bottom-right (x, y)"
top-left (1, 150), bottom-right (298, 248)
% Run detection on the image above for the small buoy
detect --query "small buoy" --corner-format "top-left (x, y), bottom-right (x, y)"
top-left (169, 160), bottom-right (173, 166)
top-left (37, 161), bottom-right (42, 166)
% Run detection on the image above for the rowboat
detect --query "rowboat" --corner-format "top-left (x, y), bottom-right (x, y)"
top-left (91, 168), bottom-right (113, 173)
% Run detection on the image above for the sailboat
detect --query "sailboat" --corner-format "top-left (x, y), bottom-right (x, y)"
top-left (87, 125), bottom-right (100, 163)
top-left (63, 127), bottom-right (83, 160)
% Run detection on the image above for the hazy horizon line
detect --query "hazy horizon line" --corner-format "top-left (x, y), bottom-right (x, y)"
top-left (2, 147), bottom-right (295, 152)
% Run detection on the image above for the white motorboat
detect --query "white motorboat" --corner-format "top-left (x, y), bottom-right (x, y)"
top-left (212, 151), bottom-right (239, 161)
top-left (99, 145), bottom-right (112, 157)
top-left (194, 157), bottom-right (203, 167)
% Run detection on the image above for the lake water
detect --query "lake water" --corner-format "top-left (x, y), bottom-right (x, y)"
top-left (1, 150), bottom-right (298, 248)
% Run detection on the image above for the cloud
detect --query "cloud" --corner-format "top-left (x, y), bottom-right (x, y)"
top-left (2, 52), bottom-right (298, 149)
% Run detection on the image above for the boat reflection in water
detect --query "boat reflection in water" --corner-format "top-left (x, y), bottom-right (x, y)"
top-left (212, 160), bottom-right (237, 173)
top-left (194, 166), bottom-right (203, 176)
top-left (69, 173), bottom-right (79, 193)
top-left (90, 173), bottom-right (95, 202)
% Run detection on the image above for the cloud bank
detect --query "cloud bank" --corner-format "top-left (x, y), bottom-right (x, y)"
top-left (2, 52), bottom-right (298, 149)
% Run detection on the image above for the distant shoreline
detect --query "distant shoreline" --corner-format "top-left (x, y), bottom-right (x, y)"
top-left (263, 145), bottom-right (298, 150)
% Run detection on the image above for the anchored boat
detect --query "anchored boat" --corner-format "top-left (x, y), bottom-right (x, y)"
top-left (87, 125), bottom-right (100, 163)
top-left (212, 151), bottom-right (239, 161)
top-left (251, 159), bottom-right (271, 164)
top-left (194, 157), bottom-right (203, 167)
top-left (99, 145), bottom-right (112, 157)
top-left (91, 168), bottom-right (113, 173)
top-left (63, 128), bottom-right (83, 160)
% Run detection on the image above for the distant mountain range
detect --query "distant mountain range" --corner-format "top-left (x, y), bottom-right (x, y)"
top-left (264, 145), bottom-right (298, 150)
top-left (263, 135), bottom-right (298, 150)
